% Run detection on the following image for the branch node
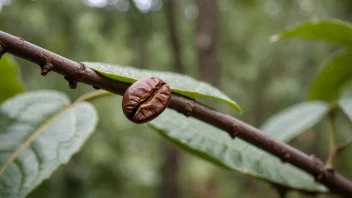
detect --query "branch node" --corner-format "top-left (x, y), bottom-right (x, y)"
top-left (40, 63), bottom-right (53, 76)
top-left (314, 173), bottom-right (324, 182)
top-left (309, 154), bottom-right (327, 182)
top-left (69, 81), bottom-right (78, 89)
top-left (280, 153), bottom-right (290, 163)
top-left (64, 76), bottom-right (78, 89)
top-left (78, 62), bottom-right (86, 70)
top-left (310, 154), bottom-right (324, 165)
top-left (0, 44), bottom-right (5, 59)
top-left (231, 124), bottom-right (241, 139)
top-left (183, 98), bottom-right (195, 117)
top-left (68, 62), bottom-right (88, 81)
top-left (325, 165), bottom-right (335, 175)
top-left (79, 62), bottom-right (87, 76)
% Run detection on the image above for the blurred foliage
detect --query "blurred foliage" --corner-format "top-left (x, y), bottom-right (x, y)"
top-left (0, 54), bottom-right (24, 103)
top-left (308, 51), bottom-right (352, 102)
top-left (261, 101), bottom-right (329, 142)
top-left (272, 19), bottom-right (352, 102)
top-left (1, 0), bottom-right (352, 197)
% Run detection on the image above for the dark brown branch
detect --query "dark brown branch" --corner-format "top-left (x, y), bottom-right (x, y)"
top-left (0, 30), bottom-right (352, 197)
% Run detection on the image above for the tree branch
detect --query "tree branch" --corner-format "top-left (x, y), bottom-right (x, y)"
top-left (0, 30), bottom-right (351, 197)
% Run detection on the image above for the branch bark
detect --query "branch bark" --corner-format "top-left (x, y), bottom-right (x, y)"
top-left (0, 30), bottom-right (352, 197)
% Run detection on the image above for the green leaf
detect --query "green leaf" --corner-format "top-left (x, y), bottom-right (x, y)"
top-left (84, 62), bottom-right (242, 113)
top-left (339, 91), bottom-right (352, 122)
top-left (308, 52), bottom-right (352, 102)
top-left (261, 102), bottom-right (329, 142)
top-left (0, 90), bottom-right (98, 198)
top-left (0, 55), bottom-right (25, 103)
top-left (149, 109), bottom-right (326, 192)
top-left (271, 19), bottom-right (352, 49)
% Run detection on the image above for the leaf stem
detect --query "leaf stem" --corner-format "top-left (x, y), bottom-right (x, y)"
top-left (326, 109), bottom-right (337, 168)
top-left (74, 90), bottom-right (113, 104)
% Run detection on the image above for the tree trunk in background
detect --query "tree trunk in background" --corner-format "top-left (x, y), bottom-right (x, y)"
top-left (158, 1), bottom-right (183, 198)
top-left (193, 1), bottom-right (220, 198)
top-left (165, 0), bottom-right (184, 74)
top-left (159, 143), bottom-right (181, 198)
top-left (127, 1), bottom-right (151, 68)
top-left (195, 0), bottom-right (221, 87)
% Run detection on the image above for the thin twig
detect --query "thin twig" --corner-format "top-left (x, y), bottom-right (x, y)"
top-left (328, 140), bottom-right (352, 169)
top-left (0, 30), bottom-right (352, 197)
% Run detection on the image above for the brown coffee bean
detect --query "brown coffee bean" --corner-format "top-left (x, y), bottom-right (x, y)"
top-left (122, 77), bottom-right (171, 124)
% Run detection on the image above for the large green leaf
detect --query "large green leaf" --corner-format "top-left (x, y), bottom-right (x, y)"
top-left (0, 55), bottom-right (25, 103)
top-left (339, 91), bottom-right (352, 122)
top-left (308, 52), bottom-right (352, 102)
top-left (271, 19), bottom-right (352, 49)
top-left (261, 102), bottom-right (329, 142)
top-left (149, 109), bottom-right (326, 192)
top-left (85, 62), bottom-right (242, 113)
top-left (0, 91), bottom-right (98, 198)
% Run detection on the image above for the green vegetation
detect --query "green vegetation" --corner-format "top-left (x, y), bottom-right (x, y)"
top-left (1, 1), bottom-right (352, 197)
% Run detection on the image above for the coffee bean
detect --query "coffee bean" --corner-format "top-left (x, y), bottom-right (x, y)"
top-left (122, 77), bottom-right (171, 124)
